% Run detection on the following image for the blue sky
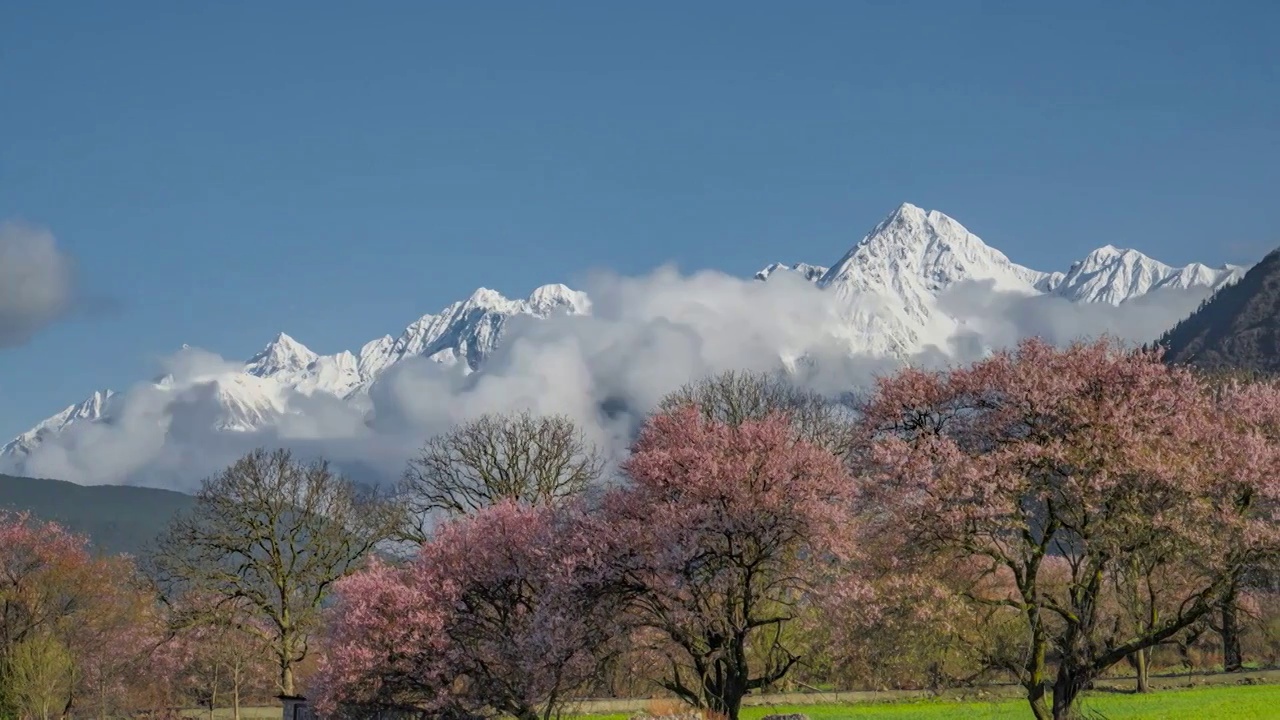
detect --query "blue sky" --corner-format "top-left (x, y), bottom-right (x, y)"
top-left (1, 0), bottom-right (1277, 440)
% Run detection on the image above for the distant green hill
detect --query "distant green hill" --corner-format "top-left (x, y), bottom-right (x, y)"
top-left (0, 474), bottom-right (195, 557)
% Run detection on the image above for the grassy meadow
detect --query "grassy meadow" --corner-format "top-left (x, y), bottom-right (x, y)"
top-left (191, 674), bottom-right (1280, 720)
top-left (566, 687), bottom-right (1278, 719)
top-left (559, 671), bottom-right (1280, 720)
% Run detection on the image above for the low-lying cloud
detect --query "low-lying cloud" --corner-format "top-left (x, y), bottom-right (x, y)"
top-left (6, 267), bottom-right (1209, 491)
top-left (0, 222), bottom-right (77, 348)
top-left (937, 280), bottom-right (1209, 361)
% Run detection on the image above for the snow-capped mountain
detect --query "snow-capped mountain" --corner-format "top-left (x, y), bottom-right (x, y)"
top-left (812, 203), bottom-right (1050, 354)
top-left (1, 284), bottom-right (590, 462)
top-left (1041, 245), bottom-right (1244, 304)
top-left (758, 204), bottom-right (1240, 306)
top-left (354, 284), bottom-right (589, 379)
top-left (2, 390), bottom-right (116, 458)
top-left (2, 202), bottom-right (1246, 476)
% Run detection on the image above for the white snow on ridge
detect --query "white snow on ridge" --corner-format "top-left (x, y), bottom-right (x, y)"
top-left (1046, 245), bottom-right (1245, 305)
top-left (3, 204), bottom-right (1246, 470)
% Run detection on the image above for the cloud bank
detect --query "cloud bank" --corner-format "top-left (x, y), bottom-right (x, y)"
top-left (7, 267), bottom-right (1212, 491)
top-left (936, 279), bottom-right (1210, 360)
top-left (0, 222), bottom-right (77, 348)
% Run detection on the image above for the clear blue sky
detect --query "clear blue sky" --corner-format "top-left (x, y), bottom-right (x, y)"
top-left (1, 0), bottom-right (1277, 439)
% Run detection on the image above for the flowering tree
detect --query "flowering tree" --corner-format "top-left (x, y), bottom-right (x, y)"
top-left (599, 406), bottom-right (855, 720)
top-left (1201, 374), bottom-right (1280, 672)
top-left (316, 502), bottom-right (618, 720)
top-left (0, 512), bottom-right (170, 718)
top-left (855, 338), bottom-right (1280, 720)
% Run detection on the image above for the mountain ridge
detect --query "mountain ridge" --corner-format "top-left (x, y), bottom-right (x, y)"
top-left (2, 202), bottom-right (1247, 480)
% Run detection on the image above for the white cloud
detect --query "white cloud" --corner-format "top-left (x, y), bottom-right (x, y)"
top-left (3, 266), bottom-right (1208, 490)
top-left (0, 222), bottom-right (76, 347)
top-left (936, 279), bottom-right (1209, 360)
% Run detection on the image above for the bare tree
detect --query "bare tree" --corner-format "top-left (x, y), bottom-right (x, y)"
top-left (659, 369), bottom-right (852, 458)
top-left (150, 448), bottom-right (401, 697)
top-left (397, 411), bottom-right (603, 541)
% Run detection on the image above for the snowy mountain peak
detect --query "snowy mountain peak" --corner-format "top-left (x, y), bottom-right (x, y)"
top-left (820, 203), bottom-right (1042, 295)
top-left (1055, 246), bottom-right (1178, 304)
top-left (464, 287), bottom-right (509, 309)
top-left (1076, 244), bottom-right (1150, 267)
top-left (245, 332), bottom-right (318, 378)
top-left (878, 201), bottom-right (928, 228)
top-left (754, 262), bottom-right (829, 282)
top-left (527, 283), bottom-right (591, 315)
top-left (808, 203), bottom-right (1048, 356)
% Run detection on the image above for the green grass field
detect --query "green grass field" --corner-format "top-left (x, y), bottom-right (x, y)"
top-left (203, 678), bottom-right (1280, 720)
top-left (573, 684), bottom-right (1280, 720)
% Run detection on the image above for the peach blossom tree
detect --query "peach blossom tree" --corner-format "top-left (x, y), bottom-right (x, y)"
top-left (596, 406), bottom-right (857, 720)
top-left (854, 338), bottom-right (1280, 720)
top-left (316, 501), bottom-right (618, 720)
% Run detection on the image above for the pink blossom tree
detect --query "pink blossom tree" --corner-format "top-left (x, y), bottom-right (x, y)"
top-left (1199, 374), bottom-right (1280, 672)
top-left (596, 406), bottom-right (856, 720)
top-left (316, 501), bottom-right (619, 720)
top-left (855, 338), bottom-right (1280, 720)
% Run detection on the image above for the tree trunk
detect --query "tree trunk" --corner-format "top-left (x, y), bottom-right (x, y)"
top-left (1026, 688), bottom-right (1052, 720)
top-left (209, 682), bottom-right (217, 720)
top-left (1051, 669), bottom-right (1090, 720)
top-left (1024, 620), bottom-right (1052, 720)
top-left (233, 682), bottom-right (241, 720)
top-left (705, 660), bottom-right (748, 720)
top-left (1222, 592), bottom-right (1244, 673)
top-left (210, 663), bottom-right (220, 720)
top-left (1133, 649), bottom-right (1150, 693)
top-left (281, 662), bottom-right (295, 698)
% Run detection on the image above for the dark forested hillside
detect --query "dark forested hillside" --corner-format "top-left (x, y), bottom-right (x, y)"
top-left (0, 474), bottom-right (195, 556)
top-left (1158, 248), bottom-right (1280, 373)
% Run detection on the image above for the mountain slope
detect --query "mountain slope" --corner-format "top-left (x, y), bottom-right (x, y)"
top-left (1158, 248), bottom-right (1280, 373)
top-left (0, 474), bottom-right (195, 556)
